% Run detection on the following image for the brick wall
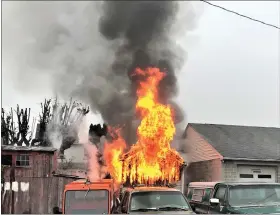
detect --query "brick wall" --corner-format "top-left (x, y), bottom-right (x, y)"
top-left (222, 161), bottom-right (238, 181)
top-left (222, 160), bottom-right (280, 183)
top-left (186, 159), bottom-right (222, 183)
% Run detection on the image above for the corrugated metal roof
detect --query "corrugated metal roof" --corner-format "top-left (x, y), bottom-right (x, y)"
top-left (1, 145), bottom-right (57, 152)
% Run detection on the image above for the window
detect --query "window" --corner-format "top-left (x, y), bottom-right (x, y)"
top-left (258, 174), bottom-right (272, 179)
top-left (214, 187), bottom-right (226, 204)
top-left (64, 190), bottom-right (109, 214)
top-left (2, 155), bottom-right (12, 165)
top-left (16, 154), bottom-right (30, 167)
top-left (129, 191), bottom-right (190, 211)
top-left (191, 188), bottom-right (204, 202)
top-left (186, 188), bottom-right (193, 200)
top-left (202, 188), bottom-right (213, 203)
top-left (239, 174), bottom-right (253, 178)
top-left (229, 185), bottom-right (280, 206)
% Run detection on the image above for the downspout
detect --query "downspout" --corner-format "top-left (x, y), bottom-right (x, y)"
top-left (181, 163), bottom-right (187, 194)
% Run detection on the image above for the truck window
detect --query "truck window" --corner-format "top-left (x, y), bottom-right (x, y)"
top-left (129, 191), bottom-right (191, 211)
top-left (214, 187), bottom-right (226, 204)
top-left (228, 184), bottom-right (280, 207)
top-left (202, 188), bottom-right (213, 203)
top-left (64, 190), bottom-right (109, 214)
top-left (186, 188), bottom-right (193, 200)
top-left (191, 188), bottom-right (204, 202)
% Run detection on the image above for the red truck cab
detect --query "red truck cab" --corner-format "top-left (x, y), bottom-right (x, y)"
top-left (61, 179), bottom-right (117, 214)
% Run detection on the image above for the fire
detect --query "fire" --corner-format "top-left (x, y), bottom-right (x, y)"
top-left (104, 67), bottom-right (184, 185)
top-left (103, 128), bottom-right (126, 183)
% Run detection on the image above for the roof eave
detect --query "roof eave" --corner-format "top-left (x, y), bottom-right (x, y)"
top-left (223, 157), bottom-right (280, 162)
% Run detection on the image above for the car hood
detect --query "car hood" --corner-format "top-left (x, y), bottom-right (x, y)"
top-left (230, 205), bottom-right (280, 214)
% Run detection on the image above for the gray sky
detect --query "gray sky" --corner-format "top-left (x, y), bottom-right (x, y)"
top-left (2, 1), bottom-right (280, 128)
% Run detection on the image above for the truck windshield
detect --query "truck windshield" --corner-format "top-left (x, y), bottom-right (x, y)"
top-left (64, 190), bottom-right (109, 214)
top-left (130, 191), bottom-right (190, 211)
top-left (229, 185), bottom-right (280, 207)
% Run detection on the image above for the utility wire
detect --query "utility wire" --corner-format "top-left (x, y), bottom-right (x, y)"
top-left (200, 0), bottom-right (280, 30)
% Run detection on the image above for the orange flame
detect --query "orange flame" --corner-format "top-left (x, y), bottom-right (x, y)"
top-left (104, 67), bottom-right (184, 185)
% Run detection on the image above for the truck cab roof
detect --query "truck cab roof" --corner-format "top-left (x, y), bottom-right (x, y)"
top-left (65, 179), bottom-right (114, 190)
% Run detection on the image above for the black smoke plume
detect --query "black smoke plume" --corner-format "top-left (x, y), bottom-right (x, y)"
top-left (96, 1), bottom-right (184, 145)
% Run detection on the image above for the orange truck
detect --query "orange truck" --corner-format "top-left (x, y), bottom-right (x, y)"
top-left (54, 178), bottom-right (120, 214)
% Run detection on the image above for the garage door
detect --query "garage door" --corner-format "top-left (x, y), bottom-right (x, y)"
top-left (237, 165), bottom-right (276, 183)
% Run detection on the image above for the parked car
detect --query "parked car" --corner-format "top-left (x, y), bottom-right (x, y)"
top-left (113, 186), bottom-right (195, 214)
top-left (187, 181), bottom-right (280, 214)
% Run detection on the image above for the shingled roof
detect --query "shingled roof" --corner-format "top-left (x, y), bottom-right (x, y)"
top-left (189, 123), bottom-right (280, 161)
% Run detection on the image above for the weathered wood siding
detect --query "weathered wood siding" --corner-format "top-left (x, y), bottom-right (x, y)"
top-left (2, 151), bottom-right (57, 178)
top-left (1, 176), bottom-right (74, 214)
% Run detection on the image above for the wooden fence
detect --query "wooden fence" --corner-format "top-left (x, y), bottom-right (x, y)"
top-left (1, 176), bottom-right (74, 214)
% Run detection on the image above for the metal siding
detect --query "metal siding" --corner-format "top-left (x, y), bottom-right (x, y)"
top-left (1, 177), bottom-right (75, 213)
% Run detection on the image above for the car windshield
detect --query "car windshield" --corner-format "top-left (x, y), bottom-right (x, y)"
top-left (64, 190), bottom-right (109, 214)
top-left (229, 185), bottom-right (280, 207)
top-left (129, 191), bottom-right (190, 211)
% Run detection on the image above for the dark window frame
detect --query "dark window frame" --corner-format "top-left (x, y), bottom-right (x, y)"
top-left (239, 174), bottom-right (254, 178)
top-left (2, 154), bottom-right (13, 166)
top-left (258, 174), bottom-right (272, 179)
top-left (16, 154), bottom-right (30, 167)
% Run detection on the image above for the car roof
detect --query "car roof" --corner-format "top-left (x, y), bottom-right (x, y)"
top-left (124, 186), bottom-right (181, 193)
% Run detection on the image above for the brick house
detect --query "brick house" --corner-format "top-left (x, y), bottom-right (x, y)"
top-left (183, 123), bottom-right (280, 184)
top-left (1, 145), bottom-right (58, 179)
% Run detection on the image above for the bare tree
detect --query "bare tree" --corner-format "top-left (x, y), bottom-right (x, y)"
top-left (2, 98), bottom-right (90, 150)
top-left (2, 108), bottom-right (15, 145)
top-left (58, 98), bottom-right (90, 156)
top-left (16, 105), bottom-right (32, 146)
top-left (31, 99), bottom-right (52, 146)
top-left (1, 108), bottom-right (21, 145)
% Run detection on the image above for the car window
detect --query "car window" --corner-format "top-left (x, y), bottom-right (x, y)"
top-left (202, 188), bottom-right (213, 203)
top-left (214, 187), bottom-right (226, 204)
top-left (191, 188), bottom-right (204, 202)
top-left (228, 185), bottom-right (280, 206)
top-left (187, 188), bottom-right (193, 200)
top-left (129, 191), bottom-right (190, 211)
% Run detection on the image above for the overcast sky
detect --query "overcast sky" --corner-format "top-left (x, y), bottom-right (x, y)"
top-left (2, 1), bottom-right (280, 128)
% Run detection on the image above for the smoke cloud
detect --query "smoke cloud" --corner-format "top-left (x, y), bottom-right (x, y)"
top-left (3, 1), bottom-right (200, 148)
